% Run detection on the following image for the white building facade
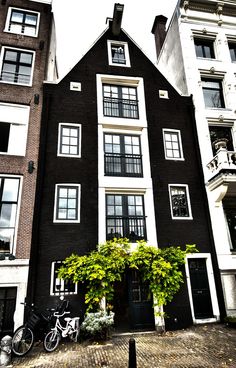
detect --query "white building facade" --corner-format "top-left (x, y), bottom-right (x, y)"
top-left (156, 0), bottom-right (236, 317)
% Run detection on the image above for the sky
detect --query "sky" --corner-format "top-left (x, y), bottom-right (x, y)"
top-left (52, 0), bottom-right (178, 78)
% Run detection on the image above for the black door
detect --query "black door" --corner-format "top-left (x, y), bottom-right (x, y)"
top-left (188, 259), bottom-right (213, 319)
top-left (113, 270), bottom-right (155, 331)
top-left (128, 270), bottom-right (155, 330)
top-left (0, 287), bottom-right (17, 337)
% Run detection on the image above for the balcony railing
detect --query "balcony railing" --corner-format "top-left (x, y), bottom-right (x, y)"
top-left (106, 216), bottom-right (146, 241)
top-left (105, 153), bottom-right (143, 177)
top-left (207, 150), bottom-right (236, 175)
top-left (103, 97), bottom-right (139, 119)
top-left (0, 70), bottom-right (31, 85)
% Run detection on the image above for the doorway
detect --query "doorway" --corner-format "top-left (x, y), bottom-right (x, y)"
top-left (188, 259), bottom-right (213, 319)
top-left (0, 287), bottom-right (17, 337)
top-left (113, 270), bottom-right (155, 331)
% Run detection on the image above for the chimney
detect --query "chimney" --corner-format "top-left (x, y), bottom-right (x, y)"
top-left (112, 3), bottom-right (124, 36)
top-left (151, 15), bottom-right (168, 58)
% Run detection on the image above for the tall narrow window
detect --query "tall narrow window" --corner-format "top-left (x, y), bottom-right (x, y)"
top-left (58, 123), bottom-right (81, 157)
top-left (6, 8), bottom-right (39, 37)
top-left (0, 47), bottom-right (34, 85)
top-left (163, 129), bottom-right (184, 160)
top-left (228, 42), bottom-right (236, 62)
top-left (104, 134), bottom-right (142, 176)
top-left (223, 198), bottom-right (236, 251)
top-left (103, 85), bottom-right (139, 118)
top-left (51, 261), bottom-right (77, 295)
top-left (169, 185), bottom-right (192, 219)
top-left (194, 38), bottom-right (215, 58)
top-left (106, 194), bottom-right (146, 241)
top-left (0, 177), bottom-right (20, 253)
top-left (54, 184), bottom-right (80, 223)
top-left (202, 79), bottom-right (225, 108)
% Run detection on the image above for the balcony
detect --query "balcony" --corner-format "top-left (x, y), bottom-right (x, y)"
top-left (103, 97), bottom-right (139, 119)
top-left (207, 142), bottom-right (236, 195)
top-left (105, 153), bottom-right (143, 177)
top-left (106, 216), bottom-right (146, 241)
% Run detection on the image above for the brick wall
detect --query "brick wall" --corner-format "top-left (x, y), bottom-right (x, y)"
top-left (0, 0), bottom-right (52, 259)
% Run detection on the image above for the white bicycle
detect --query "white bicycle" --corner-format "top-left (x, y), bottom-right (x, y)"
top-left (43, 300), bottom-right (80, 352)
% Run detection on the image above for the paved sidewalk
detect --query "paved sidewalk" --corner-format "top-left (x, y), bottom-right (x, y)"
top-left (11, 324), bottom-right (236, 368)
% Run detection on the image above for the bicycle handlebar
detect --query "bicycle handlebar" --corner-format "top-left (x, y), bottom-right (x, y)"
top-left (54, 310), bottom-right (70, 318)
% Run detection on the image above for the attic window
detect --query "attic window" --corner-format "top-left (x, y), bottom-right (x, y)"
top-left (112, 44), bottom-right (125, 64)
top-left (107, 40), bottom-right (131, 67)
top-left (159, 90), bottom-right (169, 99)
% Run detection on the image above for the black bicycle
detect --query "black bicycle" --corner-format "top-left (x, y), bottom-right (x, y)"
top-left (11, 302), bottom-right (56, 357)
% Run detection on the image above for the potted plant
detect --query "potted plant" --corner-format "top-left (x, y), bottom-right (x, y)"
top-left (81, 310), bottom-right (115, 340)
top-left (213, 138), bottom-right (228, 151)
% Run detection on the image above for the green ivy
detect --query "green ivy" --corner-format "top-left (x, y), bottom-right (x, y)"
top-left (58, 239), bottom-right (197, 312)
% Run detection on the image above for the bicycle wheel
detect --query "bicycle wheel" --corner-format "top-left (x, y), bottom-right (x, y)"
top-left (43, 330), bottom-right (60, 352)
top-left (12, 326), bottom-right (34, 356)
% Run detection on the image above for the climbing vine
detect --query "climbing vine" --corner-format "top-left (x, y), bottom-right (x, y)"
top-left (58, 238), bottom-right (197, 312)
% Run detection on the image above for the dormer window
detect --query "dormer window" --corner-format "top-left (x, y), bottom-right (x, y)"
top-left (107, 40), bottom-right (131, 67)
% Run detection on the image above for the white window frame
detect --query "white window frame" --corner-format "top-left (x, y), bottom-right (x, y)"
top-left (0, 175), bottom-right (23, 255)
top-left (168, 184), bottom-right (193, 220)
top-left (4, 7), bottom-right (40, 37)
top-left (0, 102), bottom-right (30, 156)
top-left (107, 40), bottom-right (131, 67)
top-left (0, 46), bottom-right (35, 87)
top-left (53, 184), bottom-right (81, 223)
top-left (50, 261), bottom-right (78, 296)
top-left (163, 129), bottom-right (184, 161)
top-left (97, 74), bottom-right (147, 128)
top-left (57, 123), bottom-right (82, 158)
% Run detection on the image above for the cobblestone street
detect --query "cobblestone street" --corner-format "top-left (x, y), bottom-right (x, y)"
top-left (11, 324), bottom-right (236, 368)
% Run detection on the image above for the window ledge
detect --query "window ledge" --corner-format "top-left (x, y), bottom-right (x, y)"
top-left (0, 80), bottom-right (32, 87)
top-left (205, 107), bottom-right (231, 111)
top-left (3, 29), bottom-right (37, 38)
top-left (171, 217), bottom-right (193, 221)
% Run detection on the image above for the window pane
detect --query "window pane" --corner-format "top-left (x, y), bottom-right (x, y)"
top-left (59, 188), bottom-right (67, 197)
top-left (0, 204), bottom-right (17, 227)
top-left (202, 80), bottom-right (224, 108)
top-left (19, 53), bottom-right (32, 65)
top-left (58, 209), bottom-right (67, 219)
top-left (68, 188), bottom-right (77, 198)
top-left (171, 187), bottom-right (189, 217)
top-left (2, 179), bottom-right (19, 202)
top-left (228, 43), bottom-right (236, 61)
top-left (11, 11), bottom-right (23, 23)
top-left (68, 209), bottom-right (76, 219)
top-left (25, 14), bottom-right (37, 26)
top-left (58, 198), bottom-right (67, 208)
top-left (111, 45), bottom-right (126, 64)
top-left (0, 229), bottom-right (13, 253)
top-left (5, 51), bottom-right (17, 62)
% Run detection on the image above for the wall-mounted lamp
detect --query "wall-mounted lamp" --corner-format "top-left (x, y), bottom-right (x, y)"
top-left (28, 161), bottom-right (35, 174)
top-left (34, 94), bottom-right (39, 105)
